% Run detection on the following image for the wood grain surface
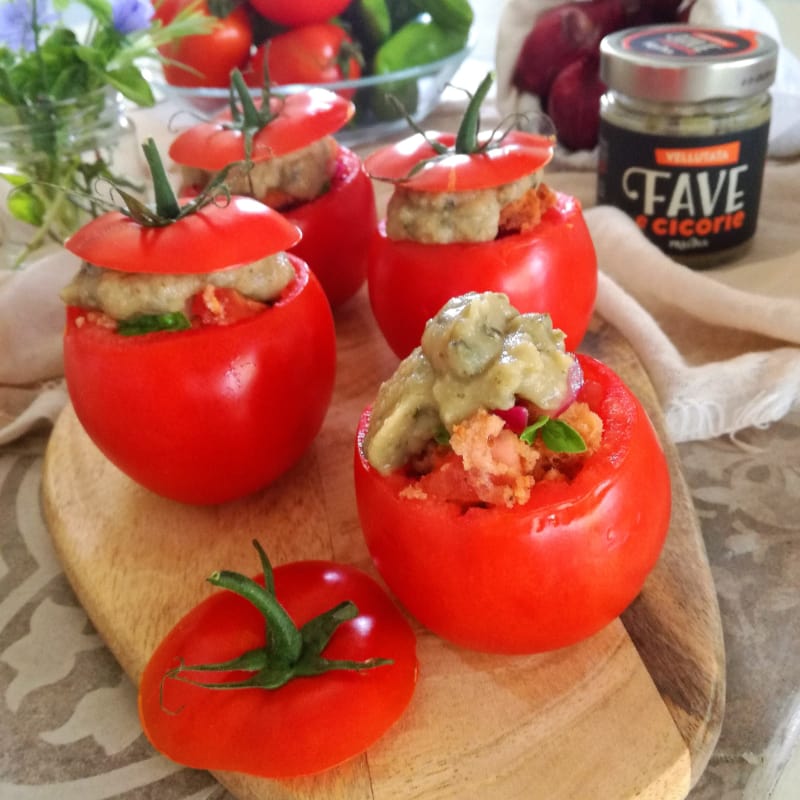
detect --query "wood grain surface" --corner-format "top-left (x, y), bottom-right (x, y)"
top-left (41, 290), bottom-right (725, 800)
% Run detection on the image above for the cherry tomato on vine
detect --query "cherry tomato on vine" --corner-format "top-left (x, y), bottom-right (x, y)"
top-left (159, 0), bottom-right (252, 88)
top-left (247, 23), bottom-right (362, 98)
top-left (248, 0), bottom-right (350, 27)
top-left (138, 546), bottom-right (418, 778)
top-left (354, 354), bottom-right (671, 654)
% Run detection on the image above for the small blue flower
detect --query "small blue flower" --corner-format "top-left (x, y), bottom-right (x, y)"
top-left (111, 0), bottom-right (154, 36)
top-left (0, 0), bottom-right (59, 52)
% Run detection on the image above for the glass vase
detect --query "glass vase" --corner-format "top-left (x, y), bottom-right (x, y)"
top-left (0, 86), bottom-right (144, 270)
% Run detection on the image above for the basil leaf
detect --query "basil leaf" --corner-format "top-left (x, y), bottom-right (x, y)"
top-left (520, 415), bottom-right (587, 453)
top-left (540, 419), bottom-right (587, 453)
top-left (117, 312), bottom-right (191, 336)
top-left (519, 415), bottom-right (549, 445)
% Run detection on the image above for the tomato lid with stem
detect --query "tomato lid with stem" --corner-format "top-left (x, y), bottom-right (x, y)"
top-left (65, 138), bottom-right (302, 274)
top-left (364, 71), bottom-right (556, 192)
top-left (169, 69), bottom-right (355, 171)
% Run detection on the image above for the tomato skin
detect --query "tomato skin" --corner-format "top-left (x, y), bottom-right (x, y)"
top-left (354, 355), bottom-right (671, 654)
top-left (248, 0), bottom-right (350, 26)
top-left (248, 24), bottom-right (362, 98)
top-left (65, 196), bottom-right (301, 274)
top-left (368, 192), bottom-right (598, 359)
top-left (138, 560), bottom-right (418, 777)
top-left (364, 131), bottom-right (555, 193)
top-left (168, 88), bottom-right (354, 171)
top-left (63, 256), bottom-right (336, 505)
top-left (160, 2), bottom-right (252, 88)
top-left (284, 146), bottom-right (376, 308)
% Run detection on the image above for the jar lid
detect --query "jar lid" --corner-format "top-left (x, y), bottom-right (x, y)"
top-left (599, 24), bottom-right (778, 103)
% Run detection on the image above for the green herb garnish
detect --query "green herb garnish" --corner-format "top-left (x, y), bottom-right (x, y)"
top-left (117, 312), bottom-right (191, 337)
top-left (520, 416), bottom-right (587, 454)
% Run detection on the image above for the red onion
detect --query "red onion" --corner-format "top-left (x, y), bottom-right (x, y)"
top-left (493, 404), bottom-right (530, 434)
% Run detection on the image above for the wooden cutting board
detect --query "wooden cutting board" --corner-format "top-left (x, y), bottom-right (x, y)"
top-left (41, 289), bottom-right (725, 800)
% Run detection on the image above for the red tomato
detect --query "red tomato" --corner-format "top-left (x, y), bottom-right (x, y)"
top-left (168, 88), bottom-right (354, 170)
top-left (368, 191), bottom-right (597, 359)
top-left (283, 146), bottom-right (376, 308)
top-left (188, 286), bottom-right (266, 325)
top-left (247, 24), bottom-right (362, 98)
top-left (63, 256), bottom-right (336, 505)
top-left (169, 94), bottom-right (375, 308)
top-left (65, 196), bottom-right (301, 274)
top-left (138, 558), bottom-right (418, 777)
top-left (354, 354), bottom-right (672, 654)
top-left (160, 2), bottom-right (252, 88)
top-left (364, 131), bottom-right (555, 193)
top-left (248, 0), bottom-right (350, 26)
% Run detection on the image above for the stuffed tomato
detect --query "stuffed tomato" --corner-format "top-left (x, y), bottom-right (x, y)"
top-left (61, 140), bottom-right (336, 505)
top-left (169, 72), bottom-right (376, 308)
top-left (354, 292), bottom-right (670, 654)
top-left (365, 72), bottom-right (597, 359)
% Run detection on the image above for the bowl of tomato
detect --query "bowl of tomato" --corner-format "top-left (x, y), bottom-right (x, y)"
top-left (150, 0), bottom-right (476, 146)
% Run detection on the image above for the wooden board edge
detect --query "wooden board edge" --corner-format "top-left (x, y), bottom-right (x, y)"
top-left (586, 318), bottom-right (726, 785)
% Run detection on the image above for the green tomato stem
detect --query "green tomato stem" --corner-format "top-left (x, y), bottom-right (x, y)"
top-left (142, 138), bottom-right (181, 220)
top-left (454, 70), bottom-right (495, 154)
top-left (162, 540), bottom-right (392, 697)
top-left (208, 568), bottom-right (303, 664)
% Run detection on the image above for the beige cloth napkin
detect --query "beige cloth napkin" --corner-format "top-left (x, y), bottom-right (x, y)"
top-left (586, 206), bottom-right (800, 441)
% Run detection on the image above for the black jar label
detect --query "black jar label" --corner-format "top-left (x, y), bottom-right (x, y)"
top-left (597, 119), bottom-right (770, 262)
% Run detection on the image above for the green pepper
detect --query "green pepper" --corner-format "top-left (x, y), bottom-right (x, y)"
top-left (374, 17), bottom-right (467, 74)
top-left (370, 11), bottom-right (471, 121)
top-left (412, 0), bottom-right (473, 35)
top-left (342, 0), bottom-right (392, 59)
top-left (388, 0), bottom-right (419, 30)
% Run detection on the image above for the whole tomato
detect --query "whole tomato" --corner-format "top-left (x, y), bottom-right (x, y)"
top-left (247, 23), bottom-right (362, 98)
top-left (285, 146), bottom-right (376, 308)
top-left (248, 0), bottom-right (350, 27)
top-left (169, 82), bottom-right (375, 308)
top-left (365, 73), bottom-right (597, 358)
top-left (368, 190), bottom-right (597, 358)
top-left (63, 255), bottom-right (335, 505)
top-left (354, 354), bottom-right (672, 654)
top-left (139, 544), bottom-right (418, 778)
top-left (160, 1), bottom-right (252, 88)
top-left (62, 144), bottom-right (337, 505)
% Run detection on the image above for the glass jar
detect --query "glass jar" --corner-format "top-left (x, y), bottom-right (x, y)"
top-left (0, 85), bottom-right (143, 270)
top-left (596, 25), bottom-right (778, 269)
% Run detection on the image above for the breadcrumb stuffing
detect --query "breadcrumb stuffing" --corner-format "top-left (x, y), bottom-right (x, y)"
top-left (498, 183), bottom-right (558, 236)
top-left (386, 175), bottom-right (556, 244)
top-left (399, 402), bottom-right (603, 508)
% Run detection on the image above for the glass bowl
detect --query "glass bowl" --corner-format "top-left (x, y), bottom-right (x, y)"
top-left (152, 35), bottom-right (476, 147)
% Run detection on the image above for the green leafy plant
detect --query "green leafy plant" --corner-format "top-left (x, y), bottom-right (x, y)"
top-left (0, 0), bottom-right (211, 266)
